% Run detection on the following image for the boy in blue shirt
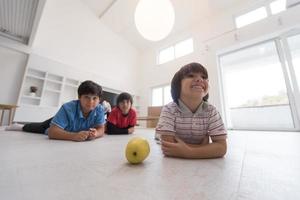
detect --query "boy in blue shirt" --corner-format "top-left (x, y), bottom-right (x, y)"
top-left (6, 80), bottom-right (105, 142)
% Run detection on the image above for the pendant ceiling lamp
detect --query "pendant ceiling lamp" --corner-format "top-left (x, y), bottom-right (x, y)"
top-left (134, 0), bottom-right (175, 41)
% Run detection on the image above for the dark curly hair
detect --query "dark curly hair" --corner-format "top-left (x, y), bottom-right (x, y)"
top-left (171, 62), bottom-right (209, 104)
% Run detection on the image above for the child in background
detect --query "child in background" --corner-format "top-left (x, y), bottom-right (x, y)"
top-left (101, 100), bottom-right (112, 119)
top-left (156, 62), bottom-right (227, 159)
top-left (6, 80), bottom-right (105, 142)
top-left (106, 92), bottom-right (137, 135)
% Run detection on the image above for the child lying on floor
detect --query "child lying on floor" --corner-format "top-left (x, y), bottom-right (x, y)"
top-left (156, 62), bottom-right (227, 159)
top-left (105, 92), bottom-right (137, 135)
top-left (6, 80), bottom-right (105, 142)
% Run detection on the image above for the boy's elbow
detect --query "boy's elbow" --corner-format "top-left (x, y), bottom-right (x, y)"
top-left (98, 129), bottom-right (105, 137)
top-left (218, 143), bottom-right (227, 158)
top-left (47, 127), bottom-right (55, 139)
top-left (48, 132), bottom-right (53, 139)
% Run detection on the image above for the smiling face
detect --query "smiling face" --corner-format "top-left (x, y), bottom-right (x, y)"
top-left (180, 72), bottom-right (209, 101)
top-left (118, 100), bottom-right (132, 115)
top-left (171, 63), bottom-right (210, 104)
top-left (79, 94), bottom-right (100, 114)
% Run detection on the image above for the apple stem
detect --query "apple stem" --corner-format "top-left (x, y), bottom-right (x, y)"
top-left (133, 152), bottom-right (137, 156)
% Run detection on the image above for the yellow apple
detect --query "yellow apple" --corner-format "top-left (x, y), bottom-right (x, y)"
top-left (125, 137), bottom-right (150, 164)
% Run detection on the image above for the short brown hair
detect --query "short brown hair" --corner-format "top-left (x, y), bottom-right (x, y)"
top-left (117, 92), bottom-right (133, 105)
top-left (78, 80), bottom-right (102, 98)
top-left (171, 62), bottom-right (209, 104)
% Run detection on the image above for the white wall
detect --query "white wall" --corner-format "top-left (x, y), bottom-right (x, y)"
top-left (0, 46), bottom-right (28, 104)
top-left (31, 0), bottom-right (139, 94)
top-left (137, 5), bottom-right (300, 117)
top-left (0, 0), bottom-right (141, 123)
top-left (0, 45), bottom-right (28, 125)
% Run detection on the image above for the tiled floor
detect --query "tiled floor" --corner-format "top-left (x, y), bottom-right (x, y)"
top-left (0, 129), bottom-right (299, 200)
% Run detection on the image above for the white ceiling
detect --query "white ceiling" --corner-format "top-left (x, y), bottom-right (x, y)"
top-left (83, 0), bottom-right (265, 50)
top-left (0, 0), bottom-right (271, 49)
top-left (0, 0), bottom-right (39, 44)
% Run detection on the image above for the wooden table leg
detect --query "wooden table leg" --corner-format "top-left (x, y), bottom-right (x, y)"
top-left (0, 109), bottom-right (4, 126)
top-left (8, 108), bottom-right (13, 125)
top-left (12, 108), bottom-right (16, 124)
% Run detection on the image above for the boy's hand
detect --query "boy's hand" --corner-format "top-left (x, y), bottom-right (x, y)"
top-left (88, 128), bottom-right (97, 140)
top-left (72, 131), bottom-right (89, 142)
top-left (128, 127), bottom-right (135, 134)
top-left (161, 137), bottom-right (191, 158)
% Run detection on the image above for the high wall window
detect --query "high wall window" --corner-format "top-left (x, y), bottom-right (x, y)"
top-left (270, 0), bottom-right (287, 14)
top-left (235, 7), bottom-right (268, 28)
top-left (174, 38), bottom-right (193, 58)
top-left (235, 0), bottom-right (287, 28)
top-left (158, 38), bottom-right (194, 65)
top-left (219, 32), bottom-right (300, 131)
top-left (159, 46), bottom-right (174, 64)
top-left (152, 85), bottom-right (172, 106)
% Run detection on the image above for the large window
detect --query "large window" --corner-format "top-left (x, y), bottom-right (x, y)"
top-left (158, 38), bottom-right (194, 64)
top-left (152, 85), bottom-right (172, 106)
top-left (219, 35), bottom-right (300, 131)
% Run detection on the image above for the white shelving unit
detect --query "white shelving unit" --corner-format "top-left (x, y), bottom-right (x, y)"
top-left (20, 68), bottom-right (46, 106)
top-left (15, 65), bottom-right (138, 123)
top-left (61, 78), bottom-right (80, 105)
top-left (40, 73), bottom-right (63, 107)
top-left (15, 68), bottom-right (80, 122)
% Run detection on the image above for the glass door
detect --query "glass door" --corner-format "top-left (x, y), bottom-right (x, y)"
top-left (219, 38), bottom-right (298, 130)
top-left (282, 32), bottom-right (300, 128)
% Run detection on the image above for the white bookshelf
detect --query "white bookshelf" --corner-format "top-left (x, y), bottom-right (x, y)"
top-left (14, 64), bottom-right (133, 123)
top-left (15, 68), bottom-right (80, 122)
top-left (20, 69), bottom-right (44, 106)
top-left (61, 78), bottom-right (80, 105)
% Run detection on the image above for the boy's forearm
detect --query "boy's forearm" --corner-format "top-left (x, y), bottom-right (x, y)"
top-left (95, 126), bottom-right (105, 137)
top-left (48, 126), bottom-right (74, 141)
top-left (161, 135), bottom-right (176, 143)
top-left (106, 122), bottom-right (129, 135)
top-left (158, 130), bottom-right (227, 159)
top-left (188, 141), bottom-right (227, 159)
top-left (156, 130), bottom-right (176, 142)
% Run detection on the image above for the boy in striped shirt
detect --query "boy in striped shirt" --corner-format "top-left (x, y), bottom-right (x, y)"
top-left (156, 62), bottom-right (227, 159)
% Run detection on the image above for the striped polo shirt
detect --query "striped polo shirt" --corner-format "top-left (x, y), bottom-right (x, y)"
top-left (156, 100), bottom-right (227, 144)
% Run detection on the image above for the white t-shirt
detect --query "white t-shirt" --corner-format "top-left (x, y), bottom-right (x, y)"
top-left (102, 100), bottom-right (111, 114)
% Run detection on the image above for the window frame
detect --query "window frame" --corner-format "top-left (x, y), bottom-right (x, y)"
top-left (157, 37), bottom-right (194, 65)
top-left (157, 46), bottom-right (175, 65)
top-left (174, 38), bottom-right (194, 58)
top-left (269, 0), bottom-right (287, 15)
top-left (217, 29), bottom-right (300, 131)
top-left (151, 84), bottom-right (172, 106)
top-left (234, 6), bottom-right (268, 28)
top-left (234, 0), bottom-right (288, 29)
